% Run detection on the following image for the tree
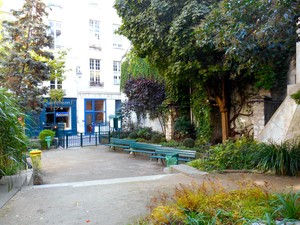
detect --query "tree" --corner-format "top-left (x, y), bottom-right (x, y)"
top-left (115, 0), bottom-right (216, 140)
top-left (0, 0), bottom-right (53, 111)
top-left (120, 51), bottom-right (161, 90)
top-left (195, 0), bottom-right (298, 141)
top-left (123, 78), bottom-right (166, 132)
top-left (115, 0), bottom-right (298, 142)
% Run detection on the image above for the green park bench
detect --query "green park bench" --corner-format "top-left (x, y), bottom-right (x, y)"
top-left (150, 147), bottom-right (196, 165)
top-left (105, 138), bottom-right (136, 150)
top-left (124, 142), bottom-right (161, 157)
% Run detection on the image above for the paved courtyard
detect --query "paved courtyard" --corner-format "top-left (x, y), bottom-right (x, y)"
top-left (0, 146), bottom-right (300, 225)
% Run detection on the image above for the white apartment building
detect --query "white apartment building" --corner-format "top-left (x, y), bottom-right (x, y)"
top-left (1, 0), bottom-right (130, 136)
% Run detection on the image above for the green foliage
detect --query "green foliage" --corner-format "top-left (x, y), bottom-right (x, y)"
top-left (183, 138), bottom-right (195, 148)
top-left (136, 127), bottom-right (152, 140)
top-left (150, 132), bottom-right (165, 144)
top-left (128, 131), bottom-right (138, 139)
top-left (47, 50), bottom-right (69, 104)
top-left (0, 0), bottom-right (53, 111)
top-left (136, 182), bottom-right (276, 224)
top-left (257, 140), bottom-right (300, 176)
top-left (0, 88), bottom-right (27, 177)
top-left (161, 140), bottom-right (182, 148)
top-left (189, 138), bottom-right (300, 176)
top-left (174, 116), bottom-right (196, 139)
top-left (191, 84), bottom-right (212, 144)
top-left (120, 51), bottom-right (161, 90)
top-left (38, 130), bottom-right (55, 150)
top-left (49, 89), bottom-right (66, 103)
top-left (272, 191), bottom-right (300, 220)
top-left (127, 127), bottom-right (164, 143)
top-left (115, 0), bottom-right (297, 142)
top-left (291, 90), bottom-right (300, 104)
top-left (194, 138), bottom-right (263, 171)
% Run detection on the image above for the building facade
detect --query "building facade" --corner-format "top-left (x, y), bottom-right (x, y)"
top-left (1, 0), bottom-right (130, 136)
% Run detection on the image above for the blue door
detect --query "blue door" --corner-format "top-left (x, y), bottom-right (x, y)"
top-left (84, 99), bottom-right (106, 133)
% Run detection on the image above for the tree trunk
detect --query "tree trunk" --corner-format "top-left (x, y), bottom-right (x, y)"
top-left (215, 76), bottom-right (229, 143)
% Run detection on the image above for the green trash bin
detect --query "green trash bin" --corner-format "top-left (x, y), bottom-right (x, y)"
top-left (166, 155), bottom-right (178, 167)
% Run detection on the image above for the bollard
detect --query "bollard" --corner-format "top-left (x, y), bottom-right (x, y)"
top-left (45, 136), bottom-right (52, 149)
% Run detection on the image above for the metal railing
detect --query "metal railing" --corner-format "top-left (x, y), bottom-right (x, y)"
top-left (56, 131), bottom-right (110, 149)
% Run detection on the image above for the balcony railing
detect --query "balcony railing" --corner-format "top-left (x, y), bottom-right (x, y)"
top-left (90, 81), bottom-right (104, 87)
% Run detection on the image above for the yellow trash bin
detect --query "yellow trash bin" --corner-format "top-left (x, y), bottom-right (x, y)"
top-left (29, 149), bottom-right (42, 170)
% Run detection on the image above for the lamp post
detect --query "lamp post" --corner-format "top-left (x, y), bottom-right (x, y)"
top-left (76, 66), bottom-right (82, 78)
top-left (76, 66), bottom-right (82, 133)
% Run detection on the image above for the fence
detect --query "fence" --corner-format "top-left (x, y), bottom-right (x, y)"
top-left (56, 131), bottom-right (110, 149)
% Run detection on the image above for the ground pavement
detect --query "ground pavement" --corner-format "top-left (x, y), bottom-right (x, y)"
top-left (0, 146), bottom-right (300, 225)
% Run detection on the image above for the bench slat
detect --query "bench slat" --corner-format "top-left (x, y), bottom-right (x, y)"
top-left (105, 138), bottom-right (136, 150)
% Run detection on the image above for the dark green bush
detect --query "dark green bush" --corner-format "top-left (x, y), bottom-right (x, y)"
top-left (136, 127), bottom-right (152, 140)
top-left (183, 138), bottom-right (195, 148)
top-left (193, 138), bottom-right (262, 171)
top-left (38, 129), bottom-right (55, 150)
top-left (257, 140), bottom-right (300, 176)
top-left (128, 131), bottom-right (138, 139)
top-left (161, 140), bottom-right (181, 148)
top-left (174, 116), bottom-right (196, 139)
top-left (150, 132), bottom-right (164, 144)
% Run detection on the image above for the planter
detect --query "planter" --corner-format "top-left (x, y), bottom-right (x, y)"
top-left (0, 176), bottom-right (9, 185)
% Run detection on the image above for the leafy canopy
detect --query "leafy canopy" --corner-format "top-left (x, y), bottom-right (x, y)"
top-left (123, 78), bottom-right (165, 121)
top-left (120, 51), bottom-right (160, 90)
top-left (0, 0), bottom-right (53, 111)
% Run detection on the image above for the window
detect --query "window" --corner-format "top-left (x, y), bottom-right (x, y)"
top-left (113, 24), bottom-right (122, 48)
top-left (89, 20), bottom-right (101, 50)
top-left (89, 20), bottom-right (100, 40)
top-left (113, 61), bottom-right (121, 85)
top-left (49, 21), bottom-right (62, 49)
top-left (89, 59), bottom-right (103, 87)
top-left (45, 107), bottom-right (71, 129)
top-left (50, 79), bottom-right (62, 89)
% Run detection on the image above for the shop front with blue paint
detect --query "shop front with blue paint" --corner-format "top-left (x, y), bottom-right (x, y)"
top-left (26, 98), bottom-right (77, 137)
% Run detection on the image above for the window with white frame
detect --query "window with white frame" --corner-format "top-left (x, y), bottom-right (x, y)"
top-left (90, 59), bottom-right (103, 87)
top-left (50, 79), bottom-right (62, 89)
top-left (49, 21), bottom-right (62, 49)
top-left (113, 24), bottom-right (122, 48)
top-left (89, 20), bottom-right (100, 46)
top-left (113, 61), bottom-right (121, 85)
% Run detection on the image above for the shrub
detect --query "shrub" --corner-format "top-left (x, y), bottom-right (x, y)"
top-left (257, 140), bottom-right (300, 176)
top-left (136, 127), bottom-right (152, 140)
top-left (193, 138), bottom-right (262, 171)
top-left (137, 181), bottom-right (276, 224)
top-left (161, 140), bottom-right (181, 148)
top-left (150, 132), bottom-right (164, 144)
top-left (174, 116), bottom-right (196, 139)
top-left (128, 131), bottom-right (138, 139)
top-left (0, 89), bottom-right (27, 178)
top-left (182, 138), bottom-right (195, 148)
top-left (38, 129), bottom-right (55, 150)
top-left (272, 191), bottom-right (300, 220)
